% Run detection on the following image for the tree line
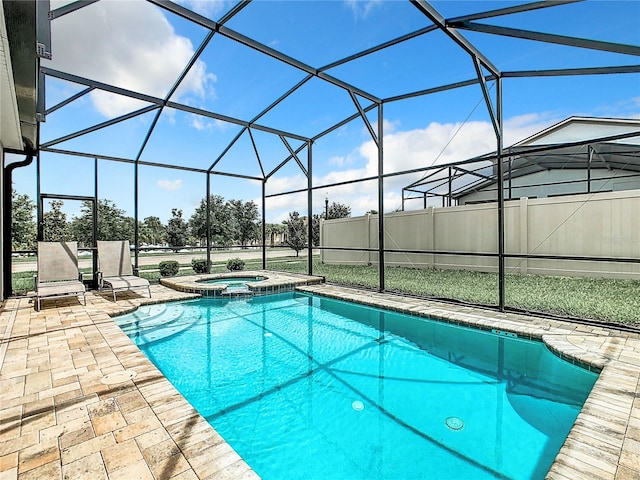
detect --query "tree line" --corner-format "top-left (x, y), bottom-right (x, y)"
top-left (10, 189), bottom-right (352, 253)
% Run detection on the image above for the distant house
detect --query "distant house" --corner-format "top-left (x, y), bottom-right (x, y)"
top-left (454, 117), bottom-right (640, 205)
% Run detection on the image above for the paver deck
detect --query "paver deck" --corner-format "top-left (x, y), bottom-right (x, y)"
top-left (1, 275), bottom-right (639, 480)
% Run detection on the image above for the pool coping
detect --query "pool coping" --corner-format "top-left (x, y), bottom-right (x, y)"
top-left (1, 277), bottom-right (638, 479)
top-left (159, 270), bottom-right (325, 297)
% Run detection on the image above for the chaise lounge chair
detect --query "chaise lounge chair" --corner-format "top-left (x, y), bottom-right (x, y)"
top-left (97, 240), bottom-right (151, 301)
top-left (34, 241), bottom-right (87, 311)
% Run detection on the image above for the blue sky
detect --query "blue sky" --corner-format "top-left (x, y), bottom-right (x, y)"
top-left (9, 0), bottom-right (640, 224)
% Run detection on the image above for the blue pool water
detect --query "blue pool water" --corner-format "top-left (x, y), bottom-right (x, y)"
top-left (116, 292), bottom-right (598, 480)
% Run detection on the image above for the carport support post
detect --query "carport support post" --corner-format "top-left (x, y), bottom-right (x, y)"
top-left (307, 141), bottom-right (313, 276)
top-left (377, 103), bottom-right (385, 292)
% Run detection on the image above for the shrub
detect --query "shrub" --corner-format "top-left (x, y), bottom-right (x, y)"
top-left (159, 260), bottom-right (179, 277)
top-left (191, 258), bottom-right (211, 274)
top-left (226, 258), bottom-right (245, 271)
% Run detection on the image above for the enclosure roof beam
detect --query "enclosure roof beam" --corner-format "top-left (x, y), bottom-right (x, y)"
top-left (250, 74), bottom-right (314, 125)
top-left (312, 103), bottom-right (378, 142)
top-left (411, 0), bottom-right (500, 77)
top-left (502, 65), bottom-right (640, 77)
top-left (265, 143), bottom-right (307, 180)
top-left (217, 0), bottom-right (252, 25)
top-left (383, 75), bottom-right (493, 104)
top-left (248, 128), bottom-right (265, 178)
top-left (165, 101), bottom-right (309, 141)
top-left (40, 105), bottom-right (160, 148)
top-left (42, 67), bottom-right (164, 105)
top-left (151, 0), bottom-right (380, 103)
top-left (49, 0), bottom-right (99, 20)
top-left (42, 68), bottom-right (308, 143)
top-left (349, 90), bottom-right (378, 146)
top-left (319, 25), bottom-right (438, 72)
top-left (473, 57), bottom-right (500, 138)
top-left (280, 136), bottom-right (307, 177)
top-left (45, 86), bottom-right (93, 116)
top-left (447, 0), bottom-right (582, 24)
top-left (209, 170), bottom-right (264, 182)
top-left (450, 21), bottom-right (640, 57)
top-left (41, 147), bottom-right (210, 174)
top-left (208, 127), bottom-right (247, 172)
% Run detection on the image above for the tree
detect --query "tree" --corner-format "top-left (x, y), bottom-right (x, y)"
top-left (42, 200), bottom-right (70, 242)
top-left (327, 201), bottom-right (351, 219)
top-left (166, 208), bottom-right (188, 252)
top-left (69, 199), bottom-right (134, 247)
top-left (265, 223), bottom-right (285, 247)
top-left (141, 216), bottom-right (166, 245)
top-left (311, 201), bottom-right (351, 246)
top-left (311, 214), bottom-right (322, 247)
top-left (188, 195), bottom-right (233, 247)
top-left (11, 189), bottom-right (36, 250)
top-left (228, 199), bottom-right (260, 248)
top-left (283, 211), bottom-right (307, 257)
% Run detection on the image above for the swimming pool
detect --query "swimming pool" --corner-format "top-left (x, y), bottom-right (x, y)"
top-left (116, 292), bottom-right (598, 479)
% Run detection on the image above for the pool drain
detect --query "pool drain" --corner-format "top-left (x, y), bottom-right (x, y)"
top-left (445, 416), bottom-right (464, 431)
top-left (352, 400), bottom-right (365, 411)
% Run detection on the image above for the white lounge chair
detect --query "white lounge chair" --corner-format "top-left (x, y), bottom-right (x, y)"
top-left (35, 241), bottom-right (86, 311)
top-left (97, 240), bottom-right (151, 301)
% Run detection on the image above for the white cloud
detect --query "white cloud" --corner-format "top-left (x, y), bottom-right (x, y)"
top-left (328, 155), bottom-right (346, 167)
top-left (345, 0), bottom-right (384, 19)
top-left (46, 1), bottom-right (216, 118)
top-left (262, 114), bottom-right (560, 219)
top-left (158, 179), bottom-right (183, 191)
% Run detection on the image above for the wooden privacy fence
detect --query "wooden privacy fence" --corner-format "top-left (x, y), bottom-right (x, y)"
top-left (320, 190), bottom-right (640, 280)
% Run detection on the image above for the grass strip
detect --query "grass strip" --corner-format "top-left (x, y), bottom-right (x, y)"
top-left (12, 257), bottom-right (639, 326)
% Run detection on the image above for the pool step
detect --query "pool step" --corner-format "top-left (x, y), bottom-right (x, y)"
top-left (125, 304), bottom-right (203, 346)
top-left (116, 304), bottom-right (182, 332)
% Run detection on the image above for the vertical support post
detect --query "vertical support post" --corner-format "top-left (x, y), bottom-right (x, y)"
top-left (307, 141), bottom-right (313, 276)
top-left (496, 77), bottom-right (505, 311)
top-left (401, 189), bottom-right (405, 211)
top-left (206, 173), bottom-right (211, 273)
top-left (508, 156), bottom-right (513, 200)
top-left (377, 103), bottom-right (385, 291)
top-left (262, 179), bottom-right (266, 270)
top-left (36, 152), bottom-right (42, 241)
top-left (423, 192), bottom-right (427, 209)
top-left (587, 146), bottom-right (592, 193)
top-left (448, 167), bottom-right (452, 206)
top-left (133, 161), bottom-right (139, 272)
top-left (93, 157), bottom-right (98, 283)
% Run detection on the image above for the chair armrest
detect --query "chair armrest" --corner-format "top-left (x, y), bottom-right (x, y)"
top-left (97, 271), bottom-right (104, 288)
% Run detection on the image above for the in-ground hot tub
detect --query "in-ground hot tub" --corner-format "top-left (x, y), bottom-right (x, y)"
top-left (159, 271), bottom-right (325, 298)
top-left (197, 275), bottom-right (267, 296)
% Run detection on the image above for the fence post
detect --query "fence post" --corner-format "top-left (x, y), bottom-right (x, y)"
top-left (520, 197), bottom-right (528, 275)
top-left (428, 206), bottom-right (435, 269)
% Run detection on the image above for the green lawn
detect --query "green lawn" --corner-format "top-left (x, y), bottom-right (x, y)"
top-left (12, 255), bottom-right (640, 327)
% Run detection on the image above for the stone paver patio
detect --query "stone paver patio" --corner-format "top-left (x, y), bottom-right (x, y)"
top-left (1, 274), bottom-right (638, 479)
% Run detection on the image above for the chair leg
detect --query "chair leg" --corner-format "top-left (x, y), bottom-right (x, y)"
top-left (112, 290), bottom-right (116, 302)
